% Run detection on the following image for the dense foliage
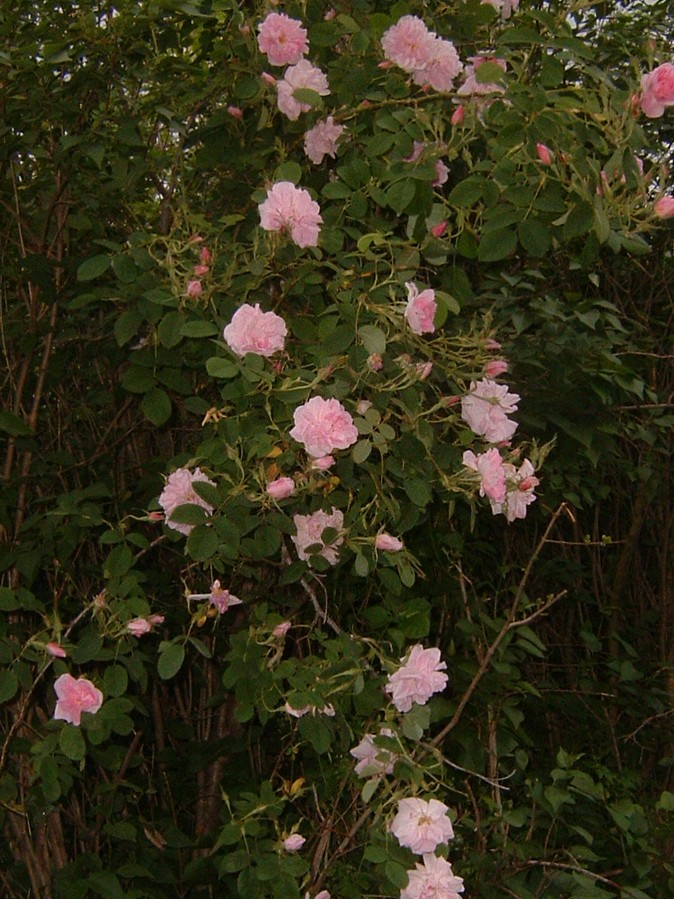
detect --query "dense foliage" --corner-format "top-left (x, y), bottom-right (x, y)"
top-left (1, 1), bottom-right (673, 897)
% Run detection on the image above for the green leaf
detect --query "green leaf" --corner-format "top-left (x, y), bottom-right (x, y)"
top-left (0, 411), bottom-right (33, 436)
top-left (114, 310), bottom-right (144, 346)
top-left (518, 220), bottom-right (552, 257)
top-left (402, 703), bottom-right (430, 740)
top-left (142, 388), bottom-right (172, 426)
top-left (59, 724), bottom-right (86, 761)
top-left (291, 88), bottom-right (323, 109)
top-left (0, 671), bottom-right (19, 704)
top-left (103, 665), bottom-right (128, 698)
top-left (77, 255), bottom-right (110, 281)
top-left (385, 180), bottom-right (415, 215)
top-left (477, 228), bottom-right (518, 262)
top-left (158, 642), bottom-right (186, 680)
top-left (358, 325), bottom-right (386, 355)
top-left (352, 439), bottom-right (372, 463)
top-left (157, 310), bottom-right (185, 348)
top-left (206, 357), bottom-right (239, 378)
top-left (186, 524), bottom-right (219, 561)
top-left (275, 161), bottom-right (303, 184)
top-left (181, 320), bottom-right (219, 338)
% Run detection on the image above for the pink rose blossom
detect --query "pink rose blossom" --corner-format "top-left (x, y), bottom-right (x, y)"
top-left (375, 533), bottom-right (404, 552)
top-left (390, 797), bottom-right (455, 854)
top-left (401, 854), bottom-right (465, 899)
top-left (304, 116), bottom-right (345, 164)
top-left (490, 458), bottom-right (539, 522)
top-left (292, 507), bottom-right (344, 565)
top-left (413, 36), bottom-right (463, 92)
top-left (430, 220), bottom-right (447, 238)
top-left (209, 580), bottom-right (242, 613)
top-left (482, 0), bottom-right (520, 18)
top-left (158, 467), bottom-right (215, 536)
top-left (462, 448), bottom-right (507, 503)
top-left (381, 16), bottom-right (435, 72)
top-left (257, 12), bottom-right (308, 66)
top-left (311, 455), bottom-right (335, 471)
top-left (654, 196), bottom-right (674, 218)
top-left (433, 159), bottom-right (449, 186)
top-left (283, 833), bottom-right (306, 852)
top-left (53, 674), bottom-right (103, 726)
top-left (290, 396), bottom-right (358, 458)
top-left (350, 727), bottom-right (397, 777)
top-left (460, 379), bottom-right (520, 444)
top-left (127, 618), bottom-right (152, 637)
top-left (405, 282), bottom-right (437, 335)
top-left (385, 644), bottom-right (448, 713)
top-left (457, 56), bottom-right (507, 98)
top-left (266, 476), bottom-right (295, 500)
top-left (277, 60), bottom-right (330, 121)
top-left (224, 303), bottom-right (287, 357)
top-left (259, 181), bottom-right (322, 248)
top-left (188, 233), bottom-right (203, 244)
top-left (451, 105), bottom-right (465, 125)
top-left (261, 71), bottom-right (277, 86)
top-left (273, 621), bottom-right (291, 638)
top-left (536, 142), bottom-right (553, 165)
top-left (640, 63), bottom-right (674, 118)
top-left (46, 642), bottom-right (67, 658)
top-left (484, 359), bottom-right (509, 378)
top-left (186, 279), bottom-right (202, 299)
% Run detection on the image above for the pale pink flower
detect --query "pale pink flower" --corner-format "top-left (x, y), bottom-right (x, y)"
top-left (227, 104), bottom-right (243, 119)
top-left (381, 16), bottom-right (435, 72)
top-left (187, 279), bottom-right (202, 299)
top-left (390, 797), bottom-right (455, 854)
top-left (291, 507), bottom-right (344, 565)
top-left (127, 618), bottom-right (152, 637)
top-left (405, 282), bottom-right (437, 335)
top-left (385, 644), bottom-right (448, 713)
top-left (375, 533), bottom-right (404, 552)
top-left (536, 142), bottom-right (553, 165)
top-left (304, 116), bottom-right (345, 164)
top-left (460, 379), bottom-right (520, 444)
top-left (484, 359), bottom-right (509, 378)
top-left (261, 71), bottom-right (277, 86)
top-left (462, 448), bottom-right (507, 503)
top-left (257, 12), bottom-right (308, 66)
top-left (430, 220), bottom-right (447, 238)
top-left (640, 63), bottom-right (674, 118)
top-left (401, 854), bottom-right (465, 899)
top-left (148, 614), bottom-right (165, 626)
top-left (266, 476), bottom-right (295, 500)
top-left (482, 0), bottom-right (520, 18)
top-left (451, 105), bottom-right (465, 125)
top-left (490, 458), bottom-right (539, 522)
top-left (53, 674), bottom-right (103, 726)
top-left (259, 181), bottom-right (322, 248)
top-left (223, 303), bottom-right (287, 357)
top-left (350, 727), bottom-right (397, 777)
top-left (277, 60), bottom-right (330, 121)
top-left (209, 580), bottom-right (242, 613)
top-left (273, 621), bottom-right (291, 638)
top-left (46, 642), bottom-right (67, 658)
top-left (484, 338), bottom-right (502, 350)
top-left (413, 36), bottom-right (463, 92)
top-left (158, 467), bottom-right (215, 536)
top-left (290, 396), bottom-right (358, 458)
top-left (457, 56), bottom-right (507, 97)
top-left (433, 159), bottom-right (449, 186)
top-left (654, 196), bottom-right (674, 219)
top-left (311, 455), bottom-right (335, 471)
top-left (283, 833), bottom-right (306, 852)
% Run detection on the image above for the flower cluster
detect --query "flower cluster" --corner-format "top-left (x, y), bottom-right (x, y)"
top-left (381, 15), bottom-right (463, 92)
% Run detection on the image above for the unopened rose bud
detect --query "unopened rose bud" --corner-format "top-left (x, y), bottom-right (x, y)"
top-left (273, 621), bottom-right (291, 638)
top-left (451, 105), bottom-right (465, 125)
top-left (484, 359), bottom-right (509, 378)
top-left (46, 642), bottom-right (67, 658)
top-left (187, 279), bottom-right (202, 299)
top-left (536, 142), bottom-right (553, 165)
top-left (261, 72), bottom-right (277, 86)
top-left (227, 105), bottom-right (243, 120)
top-left (200, 247), bottom-right (212, 265)
top-left (654, 196), bottom-right (674, 219)
top-left (430, 220), bottom-right (447, 238)
top-left (193, 264), bottom-right (209, 277)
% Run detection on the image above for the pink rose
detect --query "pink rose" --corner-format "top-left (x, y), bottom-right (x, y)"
top-left (390, 797), bottom-right (455, 854)
top-left (414, 35), bottom-right (463, 92)
top-left (158, 467), bottom-right (215, 536)
top-left (283, 833), bottom-right (306, 852)
top-left (462, 448), bottom-right (507, 503)
top-left (257, 12), bottom-right (308, 66)
top-left (311, 455), bottom-right (335, 471)
top-left (273, 621), bottom-right (291, 638)
top-left (266, 476), bottom-right (295, 499)
top-left (375, 533), bottom-right (404, 552)
top-left (536, 142), bottom-right (553, 165)
top-left (227, 105), bottom-right (243, 119)
top-left (451, 105), bottom-right (465, 125)
top-left (193, 264), bottom-right (209, 277)
top-left (291, 507), bottom-right (344, 565)
top-left (259, 181), bottom-right (322, 248)
top-left (484, 338), bottom-right (502, 350)
top-left (209, 580), bottom-right (242, 613)
top-left (46, 642), bottom-right (67, 658)
top-left (405, 282), bottom-right (437, 335)
top-left (290, 396), bottom-right (358, 458)
top-left (484, 359), bottom-right (509, 378)
top-left (53, 674), bottom-right (103, 726)
top-left (381, 16), bottom-right (435, 72)
top-left (401, 854), bottom-right (464, 899)
top-left (385, 644), bottom-right (448, 713)
top-left (654, 196), bottom-right (674, 219)
top-left (304, 116), bottom-right (346, 164)
top-left (277, 60), bottom-right (330, 121)
top-left (433, 159), bottom-right (449, 186)
top-left (223, 303), bottom-right (287, 357)
top-left (640, 63), bottom-right (674, 118)
top-left (350, 727), bottom-right (397, 777)
top-left (489, 458), bottom-right (539, 522)
top-left (148, 614), bottom-right (165, 626)
top-left (457, 56), bottom-right (507, 98)
top-left (460, 379), bottom-right (520, 444)
top-left (186, 279), bottom-right (202, 299)
top-left (127, 618), bottom-right (152, 638)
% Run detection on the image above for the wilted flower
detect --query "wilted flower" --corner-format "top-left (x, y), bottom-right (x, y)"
top-left (209, 581), bottom-right (242, 613)
top-left (490, 458), bottom-right (539, 522)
